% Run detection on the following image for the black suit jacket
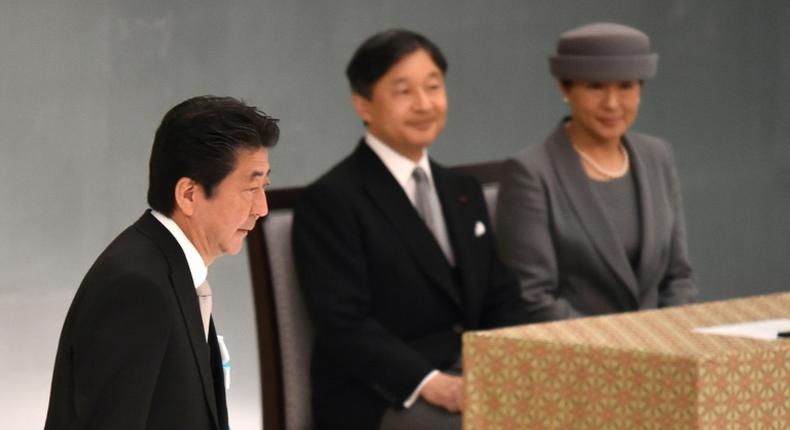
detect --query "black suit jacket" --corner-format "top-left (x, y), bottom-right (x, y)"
top-left (292, 142), bottom-right (529, 429)
top-left (45, 211), bottom-right (229, 430)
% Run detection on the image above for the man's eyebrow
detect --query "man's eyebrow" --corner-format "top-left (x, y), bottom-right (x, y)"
top-left (423, 71), bottom-right (445, 82)
top-left (391, 73), bottom-right (441, 85)
top-left (250, 169), bottom-right (270, 179)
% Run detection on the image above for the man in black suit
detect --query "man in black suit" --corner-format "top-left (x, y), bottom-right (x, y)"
top-left (292, 29), bottom-right (530, 430)
top-left (45, 96), bottom-right (279, 430)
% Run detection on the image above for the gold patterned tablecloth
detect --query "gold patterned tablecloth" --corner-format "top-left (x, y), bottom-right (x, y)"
top-left (463, 293), bottom-right (790, 429)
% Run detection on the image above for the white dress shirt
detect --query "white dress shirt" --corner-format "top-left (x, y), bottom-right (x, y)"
top-left (151, 210), bottom-right (207, 289)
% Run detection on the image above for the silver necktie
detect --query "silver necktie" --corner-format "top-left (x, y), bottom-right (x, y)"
top-left (196, 280), bottom-right (212, 341)
top-left (412, 167), bottom-right (455, 265)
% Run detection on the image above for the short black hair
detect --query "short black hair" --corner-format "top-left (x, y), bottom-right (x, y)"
top-left (147, 95), bottom-right (280, 215)
top-left (346, 29), bottom-right (447, 99)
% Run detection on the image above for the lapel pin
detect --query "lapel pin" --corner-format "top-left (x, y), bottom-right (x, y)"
top-left (458, 195), bottom-right (469, 204)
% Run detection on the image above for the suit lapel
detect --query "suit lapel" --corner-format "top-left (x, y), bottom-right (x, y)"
top-left (208, 320), bottom-right (229, 429)
top-left (353, 143), bottom-right (463, 307)
top-left (626, 135), bottom-right (662, 291)
top-left (546, 124), bottom-right (640, 302)
top-left (433, 164), bottom-right (478, 316)
top-left (134, 212), bottom-right (220, 429)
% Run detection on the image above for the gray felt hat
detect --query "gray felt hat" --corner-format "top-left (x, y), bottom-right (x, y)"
top-left (549, 22), bottom-right (658, 81)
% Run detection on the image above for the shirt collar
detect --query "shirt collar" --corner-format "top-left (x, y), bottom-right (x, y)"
top-left (151, 210), bottom-right (208, 289)
top-left (365, 131), bottom-right (434, 188)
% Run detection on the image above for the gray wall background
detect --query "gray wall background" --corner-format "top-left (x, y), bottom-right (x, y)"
top-left (1, 1), bottom-right (788, 428)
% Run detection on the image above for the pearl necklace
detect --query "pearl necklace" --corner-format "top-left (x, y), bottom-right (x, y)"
top-left (574, 144), bottom-right (630, 179)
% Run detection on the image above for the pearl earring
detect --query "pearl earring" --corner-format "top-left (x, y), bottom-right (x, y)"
top-left (562, 97), bottom-right (568, 103)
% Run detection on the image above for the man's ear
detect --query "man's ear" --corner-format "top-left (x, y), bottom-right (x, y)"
top-left (351, 93), bottom-right (373, 125)
top-left (173, 177), bottom-right (199, 217)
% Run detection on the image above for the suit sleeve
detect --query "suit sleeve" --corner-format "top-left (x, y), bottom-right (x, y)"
top-left (292, 183), bottom-right (434, 406)
top-left (657, 143), bottom-right (698, 306)
top-left (71, 274), bottom-right (172, 429)
top-left (495, 158), bottom-right (584, 322)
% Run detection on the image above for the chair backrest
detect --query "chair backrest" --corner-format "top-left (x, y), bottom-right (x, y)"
top-left (451, 160), bottom-right (504, 225)
top-left (246, 160), bottom-right (504, 430)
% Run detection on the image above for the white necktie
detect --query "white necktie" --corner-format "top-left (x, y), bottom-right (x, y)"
top-left (196, 280), bottom-right (212, 341)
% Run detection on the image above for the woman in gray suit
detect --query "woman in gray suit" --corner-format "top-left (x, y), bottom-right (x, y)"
top-left (496, 23), bottom-right (697, 322)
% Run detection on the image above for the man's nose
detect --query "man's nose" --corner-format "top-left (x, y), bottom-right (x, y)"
top-left (412, 88), bottom-right (431, 110)
top-left (252, 189), bottom-right (269, 219)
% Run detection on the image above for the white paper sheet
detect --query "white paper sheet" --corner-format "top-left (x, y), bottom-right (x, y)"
top-left (692, 318), bottom-right (790, 341)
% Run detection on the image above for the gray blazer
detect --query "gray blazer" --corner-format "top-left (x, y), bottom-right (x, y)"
top-left (496, 121), bottom-right (697, 322)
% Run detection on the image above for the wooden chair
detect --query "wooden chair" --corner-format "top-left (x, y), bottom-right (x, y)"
top-left (246, 160), bottom-right (505, 430)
